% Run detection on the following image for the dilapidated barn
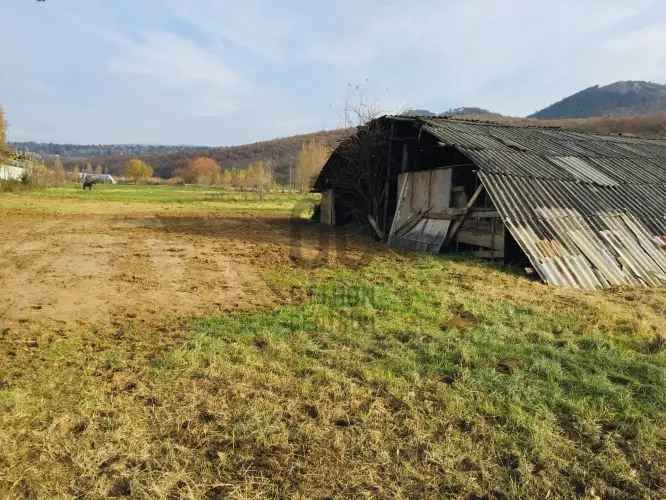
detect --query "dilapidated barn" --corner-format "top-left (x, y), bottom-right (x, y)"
top-left (314, 116), bottom-right (666, 289)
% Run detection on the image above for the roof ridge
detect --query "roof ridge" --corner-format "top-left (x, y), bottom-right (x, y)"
top-left (384, 115), bottom-right (666, 143)
top-left (422, 116), bottom-right (564, 130)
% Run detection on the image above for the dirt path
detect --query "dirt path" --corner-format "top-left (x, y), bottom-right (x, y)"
top-left (0, 213), bottom-right (321, 333)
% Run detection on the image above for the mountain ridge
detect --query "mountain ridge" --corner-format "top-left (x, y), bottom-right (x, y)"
top-left (530, 80), bottom-right (666, 119)
top-left (401, 107), bottom-right (500, 117)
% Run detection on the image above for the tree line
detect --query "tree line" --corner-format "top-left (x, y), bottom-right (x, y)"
top-left (168, 139), bottom-right (330, 193)
top-left (106, 139), bottom-right (331, 193)
top-left (31, 137), bottom-right (331, 193)
top-left (49, 128), bottom-right (351, 182)
top-left (3, 105), bottom-right (334, 192)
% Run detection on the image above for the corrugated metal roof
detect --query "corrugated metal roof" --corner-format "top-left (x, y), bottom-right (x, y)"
top-left (423, 118), bottom-right (666, 162)
top-left (480, 172), bottom-right (666, 288)
top-left (313, 116), bottom-right (666, 288)
top-left (420, 118), bottom-right (666, 288)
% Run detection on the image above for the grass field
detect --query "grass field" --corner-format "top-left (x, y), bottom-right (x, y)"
top-left (0, 184), bottom-right (317, 215)
top-left (1, 185), bottom-right (665, 499)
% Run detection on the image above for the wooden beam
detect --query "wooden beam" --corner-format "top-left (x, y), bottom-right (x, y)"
top-left (393, 209), bottom-right (428, 240)
top-left (456, 229), bottom-right (505, 250)
top-left (388, 175), bottom-right (410, 243)
top-left (429, 209), bottom-right (499, 220)
top-left (444, 185), bottom-right (484, 246)
top-left (401, 143), bottom-right (409, 173)
top-left (382, 122), bottom-right (395, 237)
top-left (368, 214), bottom-right (386, 241)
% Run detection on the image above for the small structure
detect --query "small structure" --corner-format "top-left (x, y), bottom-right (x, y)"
top-left (80, 173), bottom-right (116, 186)
top-left (0, 162), bottom-right (25, 181)
top-left (0, 155), bottom-right (30, 181)
top-left (314, 116), bottom-right (666, 289)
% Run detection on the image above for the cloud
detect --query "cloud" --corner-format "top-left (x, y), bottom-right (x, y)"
top-left (301, 0), bottom-right (659, 115)
top-left (108, 32), bottom-right (244, 116)
top-left (3, 0), bottom-right (666, 144)
top-left (160, 1), bottom-right (294, 62)
top-left (603, 22), bottom-right (666, 75)
top-left (108, 32), bottom-right (239, 88)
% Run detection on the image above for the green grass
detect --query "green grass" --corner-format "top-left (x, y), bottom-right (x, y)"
top-left (1, 186), bottom-right (665, 498)
top-left (2, 257), bottom-right (665, 498)
top-left (0, 184), bottom-right (318, 215)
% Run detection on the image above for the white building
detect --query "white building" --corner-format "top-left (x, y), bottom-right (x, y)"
top-left (0, 161), bottom-right (26, 181)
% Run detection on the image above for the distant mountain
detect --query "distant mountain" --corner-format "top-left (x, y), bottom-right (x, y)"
top-left (530, 81), bottom-right (666, 119)
top-left (402, 107), bottom-right (500, 118)
top-left (440, 107), bottom-right (500, 117)
top-left (401, 109), bottom-right (437, 117)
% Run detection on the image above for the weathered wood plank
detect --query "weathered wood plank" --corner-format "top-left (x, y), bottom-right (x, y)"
top-left (444, 185), bottom-right (485, 246)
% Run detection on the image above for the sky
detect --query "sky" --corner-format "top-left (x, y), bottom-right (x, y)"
top-left (2, 0), bottom-right (666, 146)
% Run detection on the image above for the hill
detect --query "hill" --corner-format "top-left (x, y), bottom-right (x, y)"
top-left (14, 128), bottom-right (353, 183)
top-left (530, 81), bottom-right (666, 119)
top-left (401, 109), bottom-right (437, 117)
top-left (9, 143), bottom-right (213, 161)
top-left (402, 107), bottom-right (501, 118)
top-left (440, 106), bottom-right (500, 117)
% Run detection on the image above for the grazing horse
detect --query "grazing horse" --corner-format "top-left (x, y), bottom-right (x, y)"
top-left (82, 177), bottom-right (96, 190)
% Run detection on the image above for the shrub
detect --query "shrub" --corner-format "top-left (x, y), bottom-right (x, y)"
top-left (124, 159), bottom-right (154, 183)
top-left (175, 157), bottom-right (222, 185)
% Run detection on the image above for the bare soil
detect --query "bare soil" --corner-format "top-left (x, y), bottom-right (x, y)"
top-left (0, 212), bottom-right (353, 333)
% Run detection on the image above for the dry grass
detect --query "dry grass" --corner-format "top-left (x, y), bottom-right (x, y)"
top-left (1, 187), bottom-right (665, 499)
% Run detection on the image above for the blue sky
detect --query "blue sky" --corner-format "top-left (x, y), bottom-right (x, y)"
top-left (2, 0), bottom-right (666, 145)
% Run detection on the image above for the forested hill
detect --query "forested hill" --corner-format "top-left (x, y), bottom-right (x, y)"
top-left (530, 81), bottom-right (666, 119)
top-left (9, 142), bottom-right (213, 161)
top-left (13, 128), bottom-right (353, 180)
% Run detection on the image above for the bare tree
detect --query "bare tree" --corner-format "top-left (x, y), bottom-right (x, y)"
top-left (246, 160), bottom-right (272, 200)
top-left (295, 140), bottom-right (330, 193)
top-left (322, 120), bottom-right (391, 237)
top-left (344, 80), bottom-right (386, 127)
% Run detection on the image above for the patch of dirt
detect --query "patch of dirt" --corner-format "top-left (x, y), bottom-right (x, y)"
top-left (0, 212), bottom-right (371, 333)
top-left (441, 312), bottom-right (479, 332)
